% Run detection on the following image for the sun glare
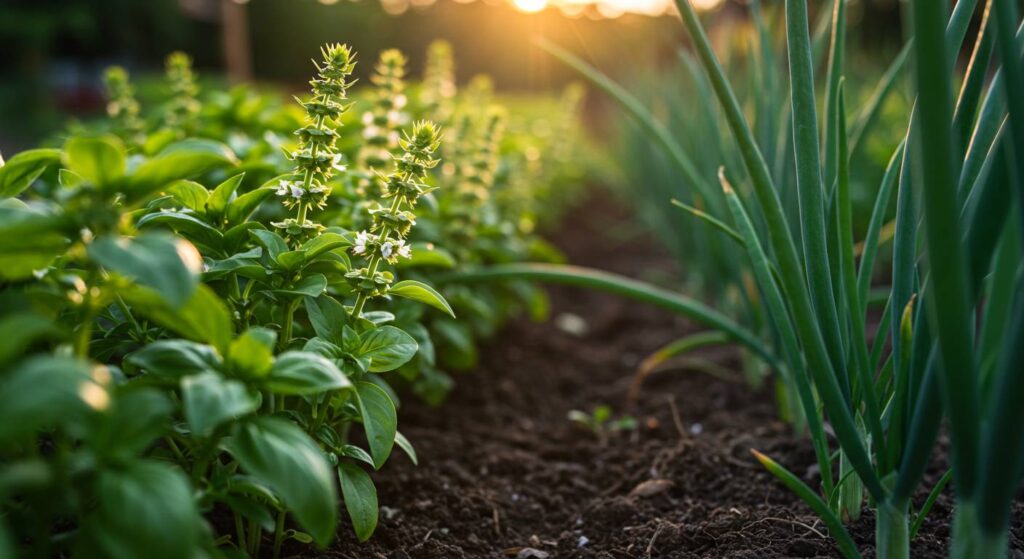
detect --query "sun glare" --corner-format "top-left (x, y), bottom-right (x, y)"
top-left (514, 0), bottom-right (549, 12)
top-left (509, 0), bottom-right (723, 17)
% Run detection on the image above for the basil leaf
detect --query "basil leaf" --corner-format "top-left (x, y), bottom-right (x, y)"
top-left (89, 233), bottom-right (201, 308)
top-left (356, 325), bottom-right (418, 373)
top-left (355, 381), bottom-right (397, 470)
top-left (264, 351), bottom-right (352, 395)
top-left (64, 135), bottom-right (126, 187)
top-left (182, 371), bottom-right (259, 436)
top-left (0, 148), bottom-right (61, 197)
top-left (388, 280), bottom-right (455, 317)
top-left (126, 339), bottom-right (221, 378)
top-left (225, 417), bottom-right (337, 546)
top-left (337, 461), bottom-right (378, 542)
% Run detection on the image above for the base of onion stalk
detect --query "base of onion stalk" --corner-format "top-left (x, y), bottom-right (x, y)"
top-left (838, 449), bottom-right (864, 522)
top-left (951, 502), bottom-right (1008, 559)
top-left (875, 499), bottom-right (909, 559)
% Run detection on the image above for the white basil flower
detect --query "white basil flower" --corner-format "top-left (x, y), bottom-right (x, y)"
top-left (380, 241), bottom-right (394, 259)
top-left (331, 153), bottom-right (347, 172)
top-left (352, 230), bottom-right (371, 255)
top-left (394, 239), bottom-right (412, 259)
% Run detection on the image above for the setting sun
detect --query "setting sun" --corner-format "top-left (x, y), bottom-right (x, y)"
top-left (509, 0), bottom-right (723, 17)
top-left (514, 0), bottom-right (549, 12)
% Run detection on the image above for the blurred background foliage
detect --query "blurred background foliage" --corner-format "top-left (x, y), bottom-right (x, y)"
top-left (0, 0), bottom-right (906, 154)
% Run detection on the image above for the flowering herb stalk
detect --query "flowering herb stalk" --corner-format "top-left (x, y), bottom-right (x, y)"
top-left (164, 51), bottom-right (200, 138)
top-left (358, 49), bottom-right (409, 176)
top-left (102, 66), bottom-right (143, 146)
top-left (349, 120), bottom-right (443, 317)
top-left (275, 43), bottom-right (355, 245)
top-left (446, 107), bottom-right (505, 255)
top-left (419, 40), bottom-right (457, 124)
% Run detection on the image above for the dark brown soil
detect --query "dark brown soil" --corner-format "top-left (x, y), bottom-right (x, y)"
top-left (303, 192), bottom-right (1024, 558)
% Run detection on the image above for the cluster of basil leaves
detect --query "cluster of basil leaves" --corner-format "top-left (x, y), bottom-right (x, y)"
top-left (0, 47), bottom-right (588, 558)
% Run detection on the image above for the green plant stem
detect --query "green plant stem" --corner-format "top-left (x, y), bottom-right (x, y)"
top-left (951, 501), bottom-right (1008, 559)
top-left (280, 298), bottom-right (302, 352)
top-left (876, 498), bottom-right (910, 559)
top-left (351, 193), bottom-right (405, 317)
top-left (234, 513), bottom-right (246, 554)
top-left (273, 510), bottom-right (286, 559)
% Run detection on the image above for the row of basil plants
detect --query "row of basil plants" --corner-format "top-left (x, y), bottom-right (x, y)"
top-left (0, 42), bottom-right (587, 557)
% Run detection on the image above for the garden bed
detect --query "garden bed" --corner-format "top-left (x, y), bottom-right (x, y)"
top-left (313, 193), bottom-right (1024, 558)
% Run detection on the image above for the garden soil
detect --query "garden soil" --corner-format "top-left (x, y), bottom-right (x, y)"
top-left (300, 191), bottom-right (1024, 559)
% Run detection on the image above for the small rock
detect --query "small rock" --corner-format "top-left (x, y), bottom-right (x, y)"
top-left (577, 535), bottom-right (590, 548)
top-left (690, 423), bottom-right (704, 435)
top-left (555, 313), bottom-right (588, 337)
top-left (515, 548), bottom-right (550, 559)
top-left (629, 479), bottom-right (675, 498)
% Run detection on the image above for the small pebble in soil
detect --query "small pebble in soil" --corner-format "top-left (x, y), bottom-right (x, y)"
top-left (628, 479), bottom-right (675, 498)
top-left (690, 422), bottom-right (704, 435)
top-left (514, 548), bottom-right (550, 559)
top-left (554, 312), bottom-right (588, 337)
top-left (577, 535), bottom-right (590, 548)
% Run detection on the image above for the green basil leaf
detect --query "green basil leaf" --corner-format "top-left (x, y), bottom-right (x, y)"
top-left (301, 232), bottom-right (352, 260)
top-left (305, 294), bottom-right (349, 345)
top-left (0, 148), bottom-right (61, 197)
top-left (276, 250), bottom-right (306, 272)
top-left (226, 185), bottom-right (277, 225)
top-left (0, 202), bottom-right (69, 280)
top-left (0, 356), bottom-right (96, 440)
top-left (357, 325), bottom-right (418, 373)
top-left (136, 210), bottom-right (224, 252)
top-left (225, 417), bottom-right (337, 546)
top-left (355, 381), bottom-right (397, 470)
top-left (250, 228), bottom-right (288, 261)
top-left (89, 388), bottom-right (173, 459)
top-left (126, 339), bottom-right (221, 378)
top-left (394, 431), bottom-right (418, 466)
top-left (182, 371), bottom-right (259, 436)
top-left (124, 284), bottom-right (233, 353)
top-left (89, 233), bottom-right (201, 308)
top-left (165, 180), bottom-right (209, 212)
top-left (264, 351), bottom-right (352, 395)
top-left (228, 327), bottom-right (276, 377)
top-left (64, 135), bottom-right (126, 187)
top-left (206, 172), bottom-right (245, 221)
top-left (388, 280), bottom-right (455, 318)
top-left (337, 461), bottom-right (378, 542)
top-left (129, 139), bottom-right (236, 199)
top-left (338, 445), bottom-right (375, 467)
top-left (88, 460), bottom-right (204, 559)
top-left (273, 274), bottom-right (327, 298)
top-left (0, 312), bottom-right (57, 365)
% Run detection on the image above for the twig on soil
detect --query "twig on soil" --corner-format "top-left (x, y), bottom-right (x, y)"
top-left (667, 396), bottom-right (687, 442)
top-left (744, 516), bottom-right (827, 540)
top-left (645, 522), bottom-right (667, 558)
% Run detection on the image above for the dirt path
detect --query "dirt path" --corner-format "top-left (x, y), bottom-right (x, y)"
top-left (307, 192), bottom-right (1021, 558)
